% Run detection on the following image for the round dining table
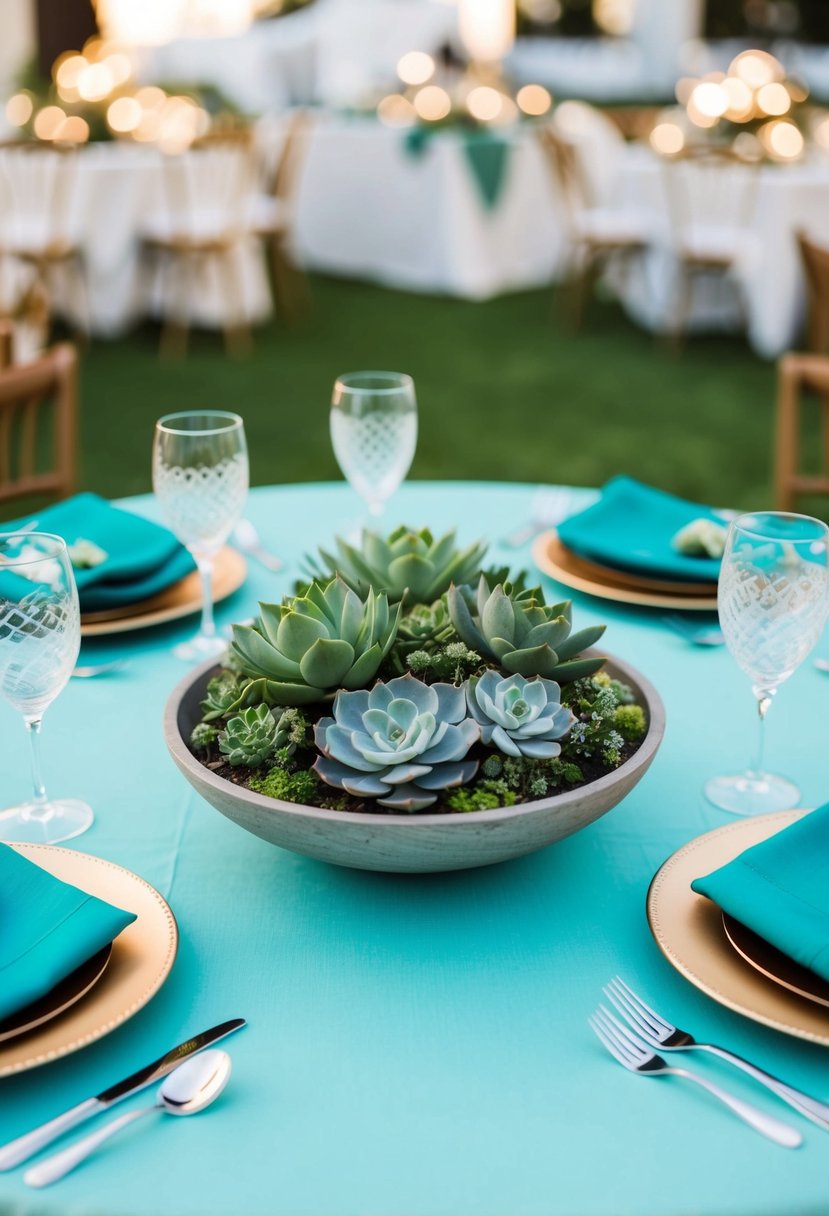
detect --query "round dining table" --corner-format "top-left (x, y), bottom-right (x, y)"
top-left (1, 480), bottom-right (828, 1216)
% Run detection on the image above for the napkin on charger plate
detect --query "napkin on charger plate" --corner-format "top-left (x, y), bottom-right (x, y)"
top-left (0, 843), bottom-right (135, 1023)
top-left (0, 493), bottom-right (194, 612)
top-left (692, 802), bottom-right (829, 983)
top-left (556, 476), bottom-right (725, 583)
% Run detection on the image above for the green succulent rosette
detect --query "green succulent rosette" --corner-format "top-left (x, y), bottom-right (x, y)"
top-left (308, 525), bottom-right (489, 606)
top-left (230, 575), bottom-right (402, 705)
top-left (447, 576), bottom-right (605, 682)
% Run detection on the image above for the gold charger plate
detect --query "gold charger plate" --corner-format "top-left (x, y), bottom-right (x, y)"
top-left (80, 546), bottom-right (246, 638)
top-left (647, 810), bottom-right (829, 1046)
top-left (0, 845), bottom-right (178, 1077)
top-left (0, 944), bottom-right (112, 1045)
top-left (532, 531), bottom-right (719, 612)
top-left (723, 913), bottom-right (829, 1011)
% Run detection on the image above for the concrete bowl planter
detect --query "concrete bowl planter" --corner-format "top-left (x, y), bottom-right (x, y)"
top-left (164, 652), bottom-right (665, 874)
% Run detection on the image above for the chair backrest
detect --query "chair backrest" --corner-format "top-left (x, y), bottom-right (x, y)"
top-left (797, 231), bottom-right (829, 354)
top-left (159, 132), bottom-right (256, 241)
top-left (536, 125), bottom-right (589, 234)
top-left (269, 110), bottom-right (311, 216)
top-left (0, 342), bottom-right (77, 505)
top-left (551, 100), bottom-right (626, 208)
top-left (0, 320), bottom-right (13, 370)
top-left (0, 142), bottom-right (79, 252)
top-left (661, 147), bottom-right (760, 247)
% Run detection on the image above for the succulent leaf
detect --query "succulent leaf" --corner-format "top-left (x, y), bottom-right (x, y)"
top-left (467, 672), bottom-right (575, 760)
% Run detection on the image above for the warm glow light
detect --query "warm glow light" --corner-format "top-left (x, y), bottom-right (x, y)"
top-left (649, 122), bottom-right (685, 156)
top-left (33, 106), bottom-right (67, 140)
top-left (377, 93), bottom-right (416, 128)
top-left (58, 115), bottom-right (90, 143)
top-left (5, 93), bottom-right (33, 126)
top-left (396, 51), bottom-right (435, 86)
top-left (762, 119), bottom-right (804, 161)
top-left (413, 85), bottom-right (452, 122)
top-left (466, 85), bottom-right (503, 122)
top-left (135, 86), bottom-right (166, 111)
top-left (675, 77), bottom-right (695, 106)
top-left (107, 95), bottom-right (142, 133)
top-left (731, 50), bottom-right (782, 89)
top-left (691, 82), bottom-right (728, 119)
top-left (756, 82), bottom-right (791, 116)
top-left (156, 96), bottom-right (202, 153)
top-left (458, 0), bottom-right (515, 63)
top-left (722, 76), bottom-right (753, 121)
top-left (105, 51), bottom-right (133, 86)
top-left (95, 0), bottom-right (188, 46)
top-left (593, 0), bottom-right (634, 35)
top-left (77, 61), bottom-right (114, 101)
top-left (55, 53), bottom-right (87, 90)
top-left (516, 83), bottom-right (552, 116)
top-left (133, 109), bottom-right (162, 141)
top-left (554, 99), bottom-right (594, 136)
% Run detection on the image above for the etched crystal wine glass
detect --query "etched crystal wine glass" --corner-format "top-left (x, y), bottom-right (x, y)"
top-left (330, 372), bottom-right (417, 520)
top-left (706, 511), bottom-right (829, 815)
top-left (153, 411), bottom-right (248, 662)
top-left (0, 532), bottom-right (93, 843)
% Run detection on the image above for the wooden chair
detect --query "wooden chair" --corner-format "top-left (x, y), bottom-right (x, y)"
top-left (141, 131), bottom-right (259, 358)
top-left (537, 124), bottom-right (650, 329)
top-left (0, 142), bottom-right (88, 339)
top-left (0, 320), bottom-right (13, 370)
top-left (661, 147), bottom-right (760, 350)
top-left (0, 342), bottom-right (77, 505)
top-left (796, 231), bottom-right (829, 354)
top-left (248, 110), bottom-right (312, 325)
top-left (774, 352), bottom-right (829, 511)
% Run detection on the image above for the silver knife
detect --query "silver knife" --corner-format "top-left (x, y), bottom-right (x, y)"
top-left (0, 1018), bottom-right (245, 1170)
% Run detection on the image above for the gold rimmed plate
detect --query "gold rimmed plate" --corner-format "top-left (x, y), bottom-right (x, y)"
top-left (723, 913), bottom-right (829, 1011)
top-left (0, 845), bottom-right (178, 1077)
top-left (532, 532), bottom-right (719, 612)
top-left (0, 945), bottom-right (112, 1044)
top-left (647, 810), bottom-right (829, 1046)
top-left (80, 546), bottom-right (246, 637)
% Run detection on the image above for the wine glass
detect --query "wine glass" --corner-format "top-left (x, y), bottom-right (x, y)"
top-left (330, 372), bottom-right (417, 520)
top-left (705, 511), bottom-right (829, 815)
top-left (153, 411), bottom-right (248, 662)
top-left (0, 532), bottom-right (93, 843)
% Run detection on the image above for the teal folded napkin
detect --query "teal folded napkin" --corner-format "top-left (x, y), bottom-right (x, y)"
top-left (0, 843), bottom-right (136, 1023)
top-left (556, 476), bottom-right (723, 582)
top-left (692, 803), bottom-right (829, 983)
top-left (0, 493), bottom-right (195, 611)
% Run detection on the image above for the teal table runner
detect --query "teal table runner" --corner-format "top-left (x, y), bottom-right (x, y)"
top-left (1, 483), bottom-right (828, 1216)
top-left (404, 127), bottom-right (512, 211)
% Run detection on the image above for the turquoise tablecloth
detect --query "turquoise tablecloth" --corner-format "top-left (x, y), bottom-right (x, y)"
top-left (1, 482), bottom-right (828, 1216)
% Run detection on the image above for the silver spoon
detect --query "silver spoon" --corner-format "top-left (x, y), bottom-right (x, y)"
top-left (24, 1050), bottom-right (232, 1188)
top-left (71, 661), bottom-right (130, 679)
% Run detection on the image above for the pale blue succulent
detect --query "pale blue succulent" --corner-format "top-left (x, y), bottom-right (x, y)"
top-left (466, 670), bottom-right (574, 759)
top-left (313, 673), bottom-right (480, 812)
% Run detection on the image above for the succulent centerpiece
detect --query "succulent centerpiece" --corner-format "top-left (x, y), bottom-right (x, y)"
top-left (184, 525), bottom-right (651, 818)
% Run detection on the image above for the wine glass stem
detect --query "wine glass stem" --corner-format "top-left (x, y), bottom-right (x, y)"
top-left (196, 555), bottom-right (216, 639)
top-left (749, 688), bottom-right (774, 778)
top-left (24, 716), bottom-right (51, 820)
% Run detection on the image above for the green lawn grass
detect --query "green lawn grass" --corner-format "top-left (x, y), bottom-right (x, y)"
top-left (76, 274), bottom-right (820, 514)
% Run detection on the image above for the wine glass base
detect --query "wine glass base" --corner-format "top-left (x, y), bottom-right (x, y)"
top-left (173, 633), bottom-right (228, 663)
top-left (0, 799), bottom-right (94, 845)
top-left (704, 772), bottom-right (800, 816)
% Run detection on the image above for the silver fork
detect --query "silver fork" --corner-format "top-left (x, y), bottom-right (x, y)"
top-left (589, 1006), bottom-right (801, 1148)
top-left (500, 488), bottom-right (573, 548)
top-left (605, 976), bottom-right (829, 1130)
